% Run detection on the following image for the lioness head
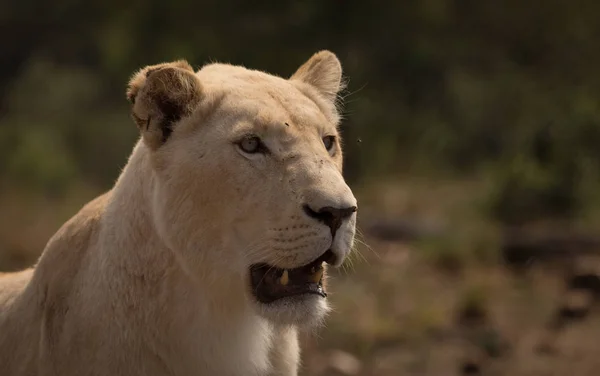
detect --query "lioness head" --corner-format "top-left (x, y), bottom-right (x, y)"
top-left (126, 51), bottom-right (357, 326)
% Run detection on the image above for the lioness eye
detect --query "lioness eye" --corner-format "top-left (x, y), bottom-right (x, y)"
top-left (323, 135), bottom-right (336, 152)
top-left (238, 136), bottom-right (265, 154)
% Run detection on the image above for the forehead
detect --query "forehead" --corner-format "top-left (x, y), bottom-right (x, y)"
top-left (196, 64), bottom-right (336, 132)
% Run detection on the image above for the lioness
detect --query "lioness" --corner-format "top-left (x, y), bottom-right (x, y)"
top-left (0, 51), bottom-right (357, 376)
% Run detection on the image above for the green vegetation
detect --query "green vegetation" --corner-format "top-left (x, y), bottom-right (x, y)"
top-left (2, 1), bottom-right (600, 227)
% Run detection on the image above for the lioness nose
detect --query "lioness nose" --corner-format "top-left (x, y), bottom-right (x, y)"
top-left (303, 204), bottom-right (357, 236)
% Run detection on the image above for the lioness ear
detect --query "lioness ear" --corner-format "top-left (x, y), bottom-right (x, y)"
top-left (290, 50), bottom-right (344, 103)
top-left (126, 60), bottom-right (202, 149)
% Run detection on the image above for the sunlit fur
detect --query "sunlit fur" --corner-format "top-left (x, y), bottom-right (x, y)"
top-left (0, 50), bottom-right (356, 376)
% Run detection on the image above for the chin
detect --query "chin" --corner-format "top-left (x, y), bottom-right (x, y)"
top-left (253, 294), bottom-right (331, 327)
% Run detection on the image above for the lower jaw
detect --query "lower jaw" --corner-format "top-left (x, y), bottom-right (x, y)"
top-left (253, 294), bottom-right (330, 326)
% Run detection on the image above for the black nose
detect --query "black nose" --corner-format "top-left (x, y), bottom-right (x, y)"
top-left (303, 204), bottom-right (357, 236)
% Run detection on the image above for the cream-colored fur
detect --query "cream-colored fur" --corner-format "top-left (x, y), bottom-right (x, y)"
top-left (0, 51), bottom-right (357, 376)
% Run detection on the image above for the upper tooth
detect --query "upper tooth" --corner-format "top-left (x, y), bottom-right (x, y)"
top-left (280, 270), bottom-right (289, 286)
top-left (311, 263), bottom-right (324, 274)
top-left (311, 269), bottom-right (324, 283)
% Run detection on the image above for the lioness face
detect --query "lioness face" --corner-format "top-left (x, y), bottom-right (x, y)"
top-left (127, 52), bottom-right (356, 326)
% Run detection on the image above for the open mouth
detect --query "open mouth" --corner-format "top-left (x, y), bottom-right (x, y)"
top-left (250, 250), bottom-right (336, 304)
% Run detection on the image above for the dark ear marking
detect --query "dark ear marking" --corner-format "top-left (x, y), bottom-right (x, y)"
top-left (155, 94), bottom-right (185, 143)
top-left (126, 60), bottom-right (202, 149)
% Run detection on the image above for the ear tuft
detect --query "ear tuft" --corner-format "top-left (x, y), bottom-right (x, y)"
top-left (126, 60), bottom-right (202, 149)
top-left (290, 50), bottom-right (344, 103)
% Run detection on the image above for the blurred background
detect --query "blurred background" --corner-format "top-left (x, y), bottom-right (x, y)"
top-left (2, 0), bottom-right (600, 374)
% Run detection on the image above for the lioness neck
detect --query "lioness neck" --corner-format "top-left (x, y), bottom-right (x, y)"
top-left (2, 140), bottom-right (276, 376)
top-left (96, 141), bottom-right (274, 375)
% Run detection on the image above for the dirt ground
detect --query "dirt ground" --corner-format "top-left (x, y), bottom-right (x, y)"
top-left (300, 237), bottom-right (600, 376)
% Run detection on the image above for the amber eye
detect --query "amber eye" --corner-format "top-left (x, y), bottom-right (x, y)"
top-left (238, 136), bottom-right (267, 154)
top-left (323, 135), bottom-right (336, 152)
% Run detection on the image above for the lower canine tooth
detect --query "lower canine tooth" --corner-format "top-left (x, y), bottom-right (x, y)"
top-left (280, 270), bottom-right (289, 285)
top-left (311, 269), bottom-right (324, 283)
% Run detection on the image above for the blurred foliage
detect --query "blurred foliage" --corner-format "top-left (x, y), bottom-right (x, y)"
top-left (2, 0), bottom-right (600, 224)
